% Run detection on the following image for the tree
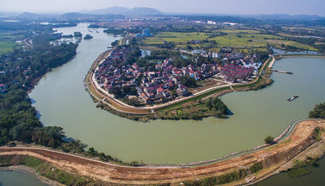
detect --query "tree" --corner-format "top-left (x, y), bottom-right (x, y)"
top-left (264, 136), bottom-right (275, 145)
top-left (111, 40), bottom-right (119, 47)
top-left (31, 126), bottom-right (65, 148)
top-left (87, 147), bottom-right (98, 156)
top-left (213, 98), bottom-right (228, 114)
top-left (309, 102), bottom-right (325, 119)
top-left (207, 98), bottom-right (213, 110)
top-left (181, 76), bottom-right (198, 88)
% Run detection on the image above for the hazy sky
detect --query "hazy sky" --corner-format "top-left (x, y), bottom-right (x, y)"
top-left (1, 0), bottom-right (324, 16)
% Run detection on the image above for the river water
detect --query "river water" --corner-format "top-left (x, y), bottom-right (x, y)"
top-left (1, 23), bottom-right (325, 185)
top-left (0, 169), bottom-right (47, 186)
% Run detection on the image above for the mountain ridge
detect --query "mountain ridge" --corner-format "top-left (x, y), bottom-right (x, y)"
top-left (84, 6), bottom-right (162, 16)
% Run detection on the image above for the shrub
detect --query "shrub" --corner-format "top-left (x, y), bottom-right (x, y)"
top-left (264, 136), bottom-right (275, 145)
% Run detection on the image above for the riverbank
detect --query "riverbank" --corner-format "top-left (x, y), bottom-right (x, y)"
top-left (0, 166), bottom-right (63, 186)
top-left (1, 120), bottom-right (324, 185)
top-left (85, 50), bottom-right (275, 121)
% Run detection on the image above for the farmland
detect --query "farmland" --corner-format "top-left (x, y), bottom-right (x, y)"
top-left (0, 41), bottom-right (15, 55)
top-left (142, 29), bottom-right (318, 52)
top-left (0, 32), bottom-right (24, 55)
top-left (143, 32), bottom-right (209, 45)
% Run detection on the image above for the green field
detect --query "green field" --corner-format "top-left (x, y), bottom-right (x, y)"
top-left (143, 32), bottom-right (209, 45)
top-left (209, 33), bottom-right (279, 48)
top-left (267, 40), bottom-right (318, 51)
top-left (143, 29), bottom-right (317, 52)
top-left (0, 32), bottom-right (19, 55)
top-left (0, 41), bottom-right (15, 55)
top-left (219, 29), bottom-right (260, 34)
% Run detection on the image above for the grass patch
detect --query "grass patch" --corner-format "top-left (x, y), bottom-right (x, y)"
top-left (287, 157), bottom-right (320, 178)
top-left (157, 87), bottom-right (230, 112)
top-left (144, 32), bottom-right (208, 45)
top-left (209, 33), bottom-right (279, 48)
top-left (0, 155), bottom-right (96, 185)
top-left (0, 41), bottom-right (15, 55)
top-left (219, 29), bottom-right (260, 34)
top-left (155, 96), bottom-right (230, 120)
top-left (184, 168), bottom-right (252, 185)
top-left (267, 40), bottom-right (317, 51)
top-left (143, 30), bottom-right (317, 53)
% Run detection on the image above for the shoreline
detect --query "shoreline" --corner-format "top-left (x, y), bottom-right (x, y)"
top-left (279, 54), bottom-right (325, 58)
top-left (1, 120), bottom-right (324, 185)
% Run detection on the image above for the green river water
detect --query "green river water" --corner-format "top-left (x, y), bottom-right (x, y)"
top-left (1, 23), bottom-right (325, 185)
top-left (0, 169), bottom-right (47, 186)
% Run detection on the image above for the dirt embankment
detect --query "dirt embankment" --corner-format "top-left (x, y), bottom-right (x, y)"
top-left (0, 120), bottom-right (324, 185)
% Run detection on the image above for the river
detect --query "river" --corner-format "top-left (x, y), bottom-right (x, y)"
top-left (1, 23), bottom-right (325, 185)
top-left (255, 158), bottom-right (325, 186)
top-left (0, 169), bottom-right (47, 186)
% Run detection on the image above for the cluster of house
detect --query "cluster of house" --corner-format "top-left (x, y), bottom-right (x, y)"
top-left (218, 53), bottom-right (262, 83)
top-left (95, 47), bottom-right (262, 105)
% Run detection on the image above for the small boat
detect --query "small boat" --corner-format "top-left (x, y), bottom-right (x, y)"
top-left (288, 96), bottom-right (299, 102)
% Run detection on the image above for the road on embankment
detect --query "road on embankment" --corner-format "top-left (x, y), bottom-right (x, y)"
top-left (1, 119), bottom-right (324, 185)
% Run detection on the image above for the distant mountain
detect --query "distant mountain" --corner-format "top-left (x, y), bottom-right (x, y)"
top-left (128, 7), bottom-right (162, 16)
top-left (85, 7), bottom-right (162, 16)
top-left (17, 12), bottom-right (42, 19)
top-left (62, 12), bottom-right (92, 19)
top-left (86, 7), bottom-right (129, 15)
top-left (16, 12), bottom-right (60, 20)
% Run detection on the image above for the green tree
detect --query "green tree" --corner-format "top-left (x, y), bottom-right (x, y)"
top-left (264, 136), bottom-right (275, 145)
top-left (309, 102), bottom-right (325, 119)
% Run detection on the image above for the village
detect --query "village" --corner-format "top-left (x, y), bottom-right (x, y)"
top-left (94, 45), bottom-right (263, 106)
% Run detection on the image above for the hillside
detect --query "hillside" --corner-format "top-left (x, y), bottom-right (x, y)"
top-left (85, 6), bottom-right (162, 16)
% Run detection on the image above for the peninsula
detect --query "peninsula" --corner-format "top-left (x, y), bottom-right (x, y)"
top-left (85, 43), bottom-right (274, 121)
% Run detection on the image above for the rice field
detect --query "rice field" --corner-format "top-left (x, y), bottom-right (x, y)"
top-left (144, 32), bottom-right (209, 45)
top-left (143, 29), bottom-right (317, 52)
top-left (0, 41), bottom-right (15, 55)
top-left (0, 32), bottom-right (21, 55)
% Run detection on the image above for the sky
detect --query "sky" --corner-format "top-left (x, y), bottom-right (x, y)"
top-left (1, 0), bottom-right (325, 16)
